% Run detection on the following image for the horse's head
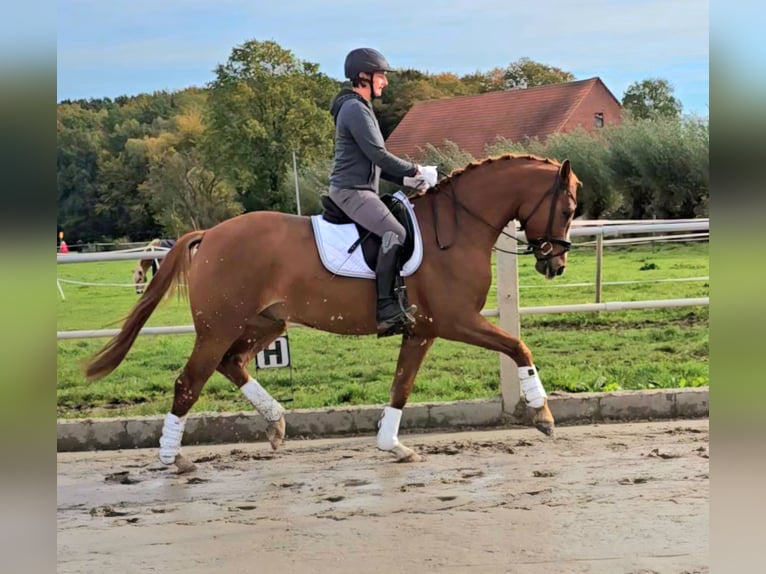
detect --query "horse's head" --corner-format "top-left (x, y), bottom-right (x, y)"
top-left (132, 263), bottom-right (148, 294)
top-left (519, 159), bottom-right (579, 279)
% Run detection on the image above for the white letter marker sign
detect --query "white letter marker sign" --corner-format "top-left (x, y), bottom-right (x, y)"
top-left (256, 336), bottom-right (291, 369)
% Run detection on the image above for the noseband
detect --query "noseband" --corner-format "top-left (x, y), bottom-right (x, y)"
top-left (516, 173), bottom-right (572, 261)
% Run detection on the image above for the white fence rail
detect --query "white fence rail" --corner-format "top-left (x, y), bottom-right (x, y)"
top-left (56, 220), bottom-right (709, 266)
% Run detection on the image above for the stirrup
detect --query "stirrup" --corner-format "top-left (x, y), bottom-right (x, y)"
top-left (376, 303), bottom-right (417, 338)
top-left (377, 317), bottom-right (414, 337)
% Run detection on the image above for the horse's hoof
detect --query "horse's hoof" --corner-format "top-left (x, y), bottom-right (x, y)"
top-left (266, 417), bottom-right (286, 450)
top-left (531, 400), bottom-right (555, 437)
top-left (535, 421), bottom-right (555, 437)
top-left (174, 454), bottom-right (197, 474)
top-left (392, 444), bottom-right (422, 463)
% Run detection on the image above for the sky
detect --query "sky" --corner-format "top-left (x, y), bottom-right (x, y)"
top-left (57, 0), bottom-right (709, 116)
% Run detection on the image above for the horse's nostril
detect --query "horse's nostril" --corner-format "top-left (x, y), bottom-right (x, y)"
top-left (556, 266), bottom-right (565, 276)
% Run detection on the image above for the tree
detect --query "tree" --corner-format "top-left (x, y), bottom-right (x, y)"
top-left (486, 131), bottom-right (618, 219)
top-left (414, 140), bottom-right (476, 173)
top-left (140, 147), bottom-right (243, 235)
top-left (605, 115), bottom-right (707, 218)
top-left (57, 103), bottom-right (114, 241)
top-left (621, 78), bottom-right (682, 120)
top-left (503, 58), bottom-right (575, 90)
top-left (95, 144), bottom-right (160, 240)
top-left (278, 156), bottom-right (334, 216)
top-left (203, 40), bottom-right (337, 212)
top-left (137, 107), bottom-right (243, 235)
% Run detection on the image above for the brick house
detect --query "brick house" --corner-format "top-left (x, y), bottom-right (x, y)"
top-left (385, 77), bottom-right (622, 160)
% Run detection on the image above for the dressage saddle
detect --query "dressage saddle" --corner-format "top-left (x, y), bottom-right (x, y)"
top-left (320, 194), bottom-right (415, 269)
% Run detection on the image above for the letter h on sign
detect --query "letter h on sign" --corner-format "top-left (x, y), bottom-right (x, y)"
top-left (256, 335), bottom-right (291, 369)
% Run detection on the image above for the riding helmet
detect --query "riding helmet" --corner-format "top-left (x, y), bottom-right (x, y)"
top-left (344, 48), bottom-right (394, 80)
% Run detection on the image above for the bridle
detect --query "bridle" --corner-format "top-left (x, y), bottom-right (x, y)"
top-left (427, 169), bottom-right (573, 261)
top-left (517, 172), bottom-right (573, 261)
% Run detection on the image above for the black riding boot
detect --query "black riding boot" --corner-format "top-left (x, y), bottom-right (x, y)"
top-left (376, 232), bottom-right (416, 337)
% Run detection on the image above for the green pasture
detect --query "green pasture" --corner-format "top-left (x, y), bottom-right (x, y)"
top-left (57, 241), bottom-right (709, 419)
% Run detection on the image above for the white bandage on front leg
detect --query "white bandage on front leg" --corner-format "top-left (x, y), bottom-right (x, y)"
top-left (376, 406), bottom-right (403, 451)
top-left (241, 377), bottom-right (285, 422)
top-left (159, 412), bottom-right (187, 465)
top-left (519, 365), bottom-right (547, 409)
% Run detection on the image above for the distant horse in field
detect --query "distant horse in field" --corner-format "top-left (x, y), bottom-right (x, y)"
top-left (131, 239), bottom-right (176, 294)
top-left (88, 154), bottom-right (580, 473)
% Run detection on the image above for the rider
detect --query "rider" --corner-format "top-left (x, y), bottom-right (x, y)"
top-left (329, 47), bottom-right (437, 336)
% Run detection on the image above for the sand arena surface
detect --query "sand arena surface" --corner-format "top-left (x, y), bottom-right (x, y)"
top-left (57, 419), bottom-right (708, 573)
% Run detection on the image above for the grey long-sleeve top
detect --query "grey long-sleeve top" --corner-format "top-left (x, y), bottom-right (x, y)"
top-left (329, 89), bottom-right (417, 193)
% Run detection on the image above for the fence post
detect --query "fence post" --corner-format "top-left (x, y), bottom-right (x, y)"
top-left (496, 227), bottom-right (521, 413)
top-left (595, 232), bottom-right (603, 303)
top-left (292, 150), bottom-right (301, 216)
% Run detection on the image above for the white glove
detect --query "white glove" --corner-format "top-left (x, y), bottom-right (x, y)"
top-left (403, 175), bottom-right (429, 190)
top-left (419, 165), bottom-right (438, 188)
top-left (403, 165), bottom-right (439, 191)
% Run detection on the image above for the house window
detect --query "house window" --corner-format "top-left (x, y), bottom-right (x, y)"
top-left (594, 112), bottom-right (604, 128)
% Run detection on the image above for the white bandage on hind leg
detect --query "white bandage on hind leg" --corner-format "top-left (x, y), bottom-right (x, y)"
top-left (519, 365), bottom-right (547, 409)
top-left (241, 377), bottom-right (285, 422)
top-left (377, 406), bottom-right (403, 451)
top-left (159, 412), bottom-right (187, 465)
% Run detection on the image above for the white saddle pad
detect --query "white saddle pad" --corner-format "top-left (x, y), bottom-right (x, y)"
top-left (310, 191), bottom-right (424, 279)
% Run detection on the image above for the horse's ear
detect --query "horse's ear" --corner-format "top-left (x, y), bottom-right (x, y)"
top-left (558, 159), bottom-right (571, 183)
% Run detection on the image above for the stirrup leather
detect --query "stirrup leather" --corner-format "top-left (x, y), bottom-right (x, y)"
top-left (394, 285), bottom-right (417, 323)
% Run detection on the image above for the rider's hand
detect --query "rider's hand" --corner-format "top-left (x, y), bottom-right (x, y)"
top-left (403, 174), bottom-right (429, 190)
top-left (404, 165), bottom-right (439, 191)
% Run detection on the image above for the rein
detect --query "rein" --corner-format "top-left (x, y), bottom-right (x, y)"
top-left (424, 169), bottom-right (572, 259)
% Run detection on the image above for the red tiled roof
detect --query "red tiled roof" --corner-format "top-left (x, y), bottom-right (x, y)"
top-left (386, 77), bottom-right (618, 159)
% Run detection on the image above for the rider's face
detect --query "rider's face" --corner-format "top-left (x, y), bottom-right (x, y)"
top-left (371, 71), bottom-right (388, 97)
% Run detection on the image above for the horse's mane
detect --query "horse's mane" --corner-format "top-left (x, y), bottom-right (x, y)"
top-left (412, 153), bottom-right (562, 199)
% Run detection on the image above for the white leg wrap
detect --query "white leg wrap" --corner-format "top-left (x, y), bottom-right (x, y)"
top-left (159, 412), bottom-right (186, 465)
top-left (519, 365), bottom-right (547, 409)
top-left (241, 378), bottom-right (285, 422)
top-left (377, 406), bottom-right (403, 451)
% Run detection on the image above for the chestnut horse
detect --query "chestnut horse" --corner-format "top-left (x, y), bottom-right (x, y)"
top-left (87, 154), bottom-right (579, 473)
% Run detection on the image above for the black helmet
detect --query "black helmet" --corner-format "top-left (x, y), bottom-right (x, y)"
top-left (344, 48), bottom-right (393, 81)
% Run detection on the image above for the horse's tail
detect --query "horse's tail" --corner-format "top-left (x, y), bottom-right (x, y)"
top-left (85, 230), bottom-right (206, 381)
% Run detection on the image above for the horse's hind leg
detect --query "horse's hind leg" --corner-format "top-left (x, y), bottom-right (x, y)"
top-left (377, 334), bottom-right (434, 462)
top-left (217, 318), bottom-right (288, 450)
top-left (161, 334), bottom-right (233, 473)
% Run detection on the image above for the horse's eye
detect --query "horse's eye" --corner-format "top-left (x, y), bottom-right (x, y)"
top-left (562, 211), bottom-right (572, 219)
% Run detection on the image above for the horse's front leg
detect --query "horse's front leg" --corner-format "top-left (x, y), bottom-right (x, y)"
top-left (444, 314), bottom-right (555, 436)
top-left (377, 334), bottom-right (434, 462)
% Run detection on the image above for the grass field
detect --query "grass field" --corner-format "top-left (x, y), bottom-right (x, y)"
top-left (57, 241), bottom-right (709, 419)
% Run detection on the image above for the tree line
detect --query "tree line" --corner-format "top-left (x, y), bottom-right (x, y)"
top-left (57, 39), bottom-right (706, 243)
